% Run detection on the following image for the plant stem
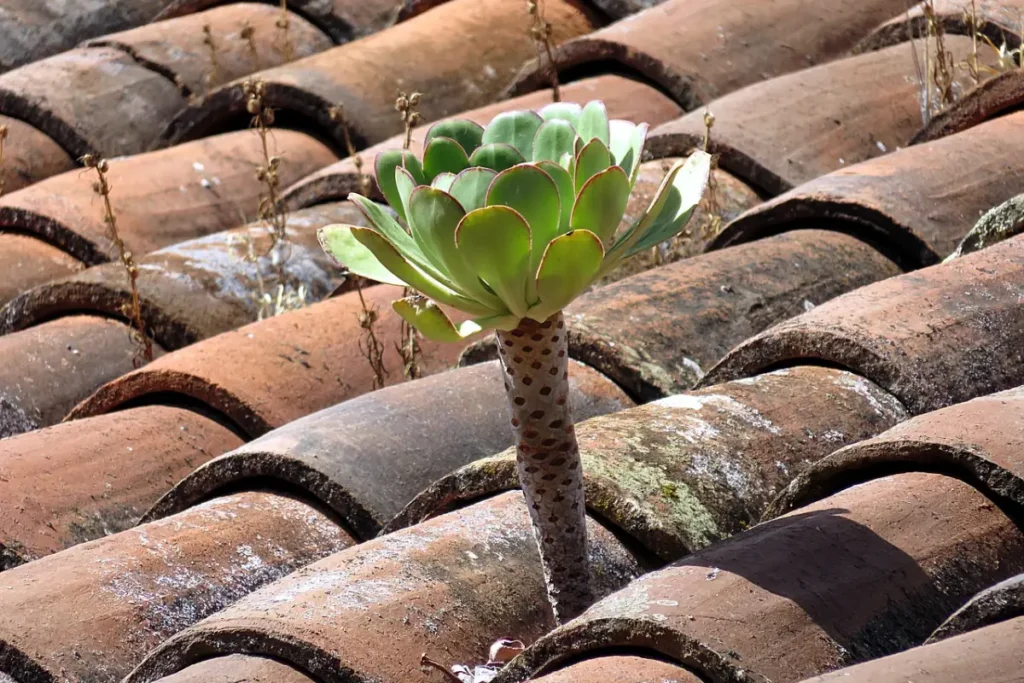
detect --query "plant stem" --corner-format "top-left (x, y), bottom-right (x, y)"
top-left (495, 311), bottom-right (592, 623)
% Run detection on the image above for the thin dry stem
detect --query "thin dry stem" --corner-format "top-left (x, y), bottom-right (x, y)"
top-left (240, 20), bottom-right (260, 71)
top-left (328, 103), bottom-right (371, 195)
top-left (701, 109), bottom-right (723, 242)
top-left (528, 0), bottom-right (561, 102)
top-left (395, 92), bottom-right (424, 379)
top-left (356, 284), bottom-right (389, 389)
top-left (202, 23), bottom-right (221, 95)
top-left (82, 154), bottom-right (153, 366)
top-left (277, 0), bottom-right (294, 62)
top-left (0, 124), bottom-right (8, 196)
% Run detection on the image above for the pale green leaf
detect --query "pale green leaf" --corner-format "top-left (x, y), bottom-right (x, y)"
top-left (532, 119), bottom-right (578, 164)
top-left (423, 136), bottom-right (471, 180)
top-left (424, 119), bottom-right (485, 155)
top-left (317, 224), bottom-right (405, 286)
top-left (574, 138), bottom-right (612, 191)
top-left (455, 206), bottom-right (532, 318)
top-left (609, 120), bottom-right (647, 182)
top-left (448, 167), bottom-right (497, 213)
top-left (375, 150), bottom-right (424, 222)
top-left (393, 296), bottom-right (482, 342)
top-left (431, 172), bottom-right (456, 192)
top-left (535, 160), bottom-right (574, 233)
top-left (539, 102), bottom-right (582, 127)
top-left (469, 143), bottom-right (526, 173)
top-left (577, 100), bottom-right (609, 146)
top-left (531, 229), bottom-right (604, 319)
top-left (570, 166), bottom-right (631, 246)
top-left (481, 110), bottom-right (544, 159)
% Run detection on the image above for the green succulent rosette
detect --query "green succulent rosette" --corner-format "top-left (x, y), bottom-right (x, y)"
top-left (319, 100), bottom-right (712, 342)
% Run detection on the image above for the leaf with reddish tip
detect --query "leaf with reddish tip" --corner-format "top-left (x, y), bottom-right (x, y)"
top-left (431, 172), bottom-right (456, 192)
top-left (469, 143), bottom-right (526, 173)
top-left (423, 136), bottom-right (471, 180)
top-left (448, 167), bottom-right (497, 213)
top-left (533, 119), bottom-right (577, 164)
top-left (393, 297), bottom-right (490, 342)
top-left (570, 166), bottom-right (631, 246)
top-left (539, 102), bottom-right (582, 127)
top-left (455, 206), bottom-right (532, 317)
top-left (531, 229), bottom-right (604, 319)
top-left (424, 119), bottom-right (485, 155)
top-left (574, 138), bottom-right (611, 191)
top-left (317, 224), bottom-right (405, 286)
top-left (577, 100), bottom-right (609, 146)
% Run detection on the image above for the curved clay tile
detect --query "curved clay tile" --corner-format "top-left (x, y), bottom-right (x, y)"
top-left (161, 0), bottom-right (599, 149)
top-left (855, 0), bottom-right (1024, 53)
top-left (0, 406), bottom-right (243, 568)
top-left (647, 36), bottom-right (986, 197)
top-left (153, 656), bottom-right (317, 683)
top-left (702, 234), bottom-right (1024, 415)
top-left (125, 493), bottom-right (639, 683)
top-left (143, 360), bottom-right (631, 538)
top-left (0, 317), bottom-right (163, 439)
top-left (929, 572), bottom-right (1024, 642)
top-left (768, 386), bottom-right (1024, 518)
top-left (86, 4), bottom-right (334, 100)
top-left (913, 68), bottom-right (1024, 143)
top-left (496, 472), bottom-right (1024, 683)
top-left (531, 656), bottom-right (702, 683)
top-left (66, 286), bottom-right (470, 437)
top-left (0, 492), bottom-right (354, 683)
top-left (566, 230), bottom-right (898, 401)
top-left (709, 112), bottom-right (1024, 268)
top-left (0, 0), bottom-right (167, 73)
top-left (0, 47), bottom-right (184, 159)
top-left (0, 114), bottom-right (74, 195)
top-left (508, 0), bottom-right (910, 109)
top-left (0, 202), bottom-right (366, 350)
top-left (0, 235), bottom-right (82, 308)
top-left (799, 616), bottom-right (1024, 683)
top-left (282, 75), bottom-right (683, 211)
top-left (0, 128), bottom-right (336, 302)
top-left (389, 367), bottom-right (906, 560)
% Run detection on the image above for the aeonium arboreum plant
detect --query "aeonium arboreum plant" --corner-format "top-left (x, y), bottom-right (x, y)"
top-left (319, 100), bottom-right (711, 623)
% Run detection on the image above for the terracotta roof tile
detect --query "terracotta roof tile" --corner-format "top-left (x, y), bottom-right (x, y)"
top-left (125, 492), bottom-right (640, 683)
top-left (711, 112), bottom-right (1024, 267)
top-left (531, 656), bottom-right (701, 683)
top-left (915, 67), bottom-right (1024, 142)
top-left (929, 572), bottom-right (1024, 642)
top-left (86, 4), bottom-right (334, 99)
top-left (154, 655), bottom-right (317, 683)
top-left (647, 36), bottom-right (989, 196)
top-left (162, 0), bottom-right (599, 149)
top-left (0, 491), bottom-right (354, 683)
top-left (0, 129), bottom-right (335, 302)
top-left (389, 366), bottom-right (906, 559)
top-left (703, 234), bottom-right (1024, 414)
top-left (498, 471), bottom-right (1024, 682)
top-left (0, 317), bottom-right (163, 438)
top-left (0, 406), bottom-right (243, 568)
top-left (855, 0), bottom-right (1024, 53)
top-left (0, 235), bottom-right (82, 307)
top-left (0, 115), bottom-right (74, 195)
top-left (143, 360), bottom-right (630, 539)
top-left (510, 0), bottom-right (910, 108)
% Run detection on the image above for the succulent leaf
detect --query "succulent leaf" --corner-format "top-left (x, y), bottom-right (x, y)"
top-left (407, 186), bottom-right (503, 307)
top-left (574, 138), bottom-right (612, 191)
top-left (539, 102), bottom-right (583, 127)
top-left (469, 143), bottom-right (526, 173)
top-left (577, 100), bottom-right (610, 146)
top-left (375, 151), bottom-right (424, 222)
top-left (455, 206), bottom-right (532, 318)
top-left (449, 167), bottom-right (497, 213)
top-left (431, 172), bottom-right (457, 192)
top-left (481, 110), bottom-right (544, 159)
top-left (423, 136), bottom-right (471, 180)
top-left (533, 119), bottom-right (577, 164)
top-left (317, 224), bottom-right (406, 286)
top-left (535, 160), bottom-right (574, 233)
top-left (424, 119), bottom-right (485, 156)
top-left (485, 165), bottom-right (561, 299)
top-left (348, 194), bottom-right (430, 270)
top-left (532, 229), bottom-right (604, 319)
top-left (393, 297), bottom-right (484, 342)
top-left (394, 166), bottom-right (418, 223)
top-left (351, 226), bottom-right (490, 314)
top-left (570, 166), bottom-right (631, 246)
top-left (609, 120), bottom-right (647, 182)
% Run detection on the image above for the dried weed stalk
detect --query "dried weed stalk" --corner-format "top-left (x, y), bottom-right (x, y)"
top-left (700, 109), bottom-right (724, 242)
top-left (82, 154), bottom-right (153, 366)
top-left (528, 0), bottom-right (561, 102)
top-left (202, 23), bottom-right (221, 95)
top-left (396, 91), bottom-right (424, 380)
top-left (240, 20), bottom-right (260, 70)
top-left (330, 101), bottom-right (386, 386)
top-left (277, 0), bottom-right (294, 62)
top-left (0, 124), bottom-right (7, 196)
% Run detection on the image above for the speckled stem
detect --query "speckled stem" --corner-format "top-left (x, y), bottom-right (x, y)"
top-left (494, 311), bottom-right (593, 623)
